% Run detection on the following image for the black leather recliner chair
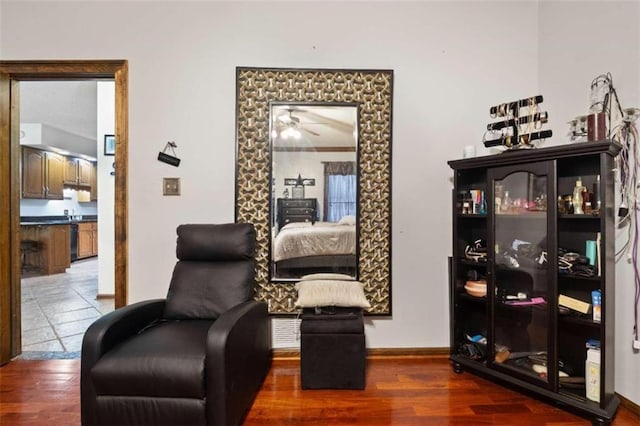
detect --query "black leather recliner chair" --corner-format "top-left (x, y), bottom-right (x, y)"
top-left (81, 223), bottom-right (271, 426)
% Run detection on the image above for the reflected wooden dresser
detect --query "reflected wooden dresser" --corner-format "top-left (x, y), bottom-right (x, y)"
top-left (276, 198), bottom-right (317, 230)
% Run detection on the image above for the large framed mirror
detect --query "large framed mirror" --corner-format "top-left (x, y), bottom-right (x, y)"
top-left (270, 103), bottom-right (359, 281)
top-left (235, 67), bottom-right (393, 314)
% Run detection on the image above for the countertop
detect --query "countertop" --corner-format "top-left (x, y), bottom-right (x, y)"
top-left (20, 216), bottom-right (98, 226)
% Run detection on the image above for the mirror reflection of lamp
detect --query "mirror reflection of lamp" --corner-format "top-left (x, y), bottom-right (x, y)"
top-left (280, 126), bottom-right (301, 140)
top-left (272, 112), bottom-right (302, 140)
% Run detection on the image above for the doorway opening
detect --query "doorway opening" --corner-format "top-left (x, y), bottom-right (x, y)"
top-left (0, 60), bottom-right (129, 365)
top-left (18, 80), bottom-right (116, 357)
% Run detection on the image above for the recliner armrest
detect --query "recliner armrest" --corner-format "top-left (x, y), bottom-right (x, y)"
top-left (81, 299), bottom-right (165, 426)
top-left (206, 300), bottom-right (271, 426)
top-left (82, 299), bottom-right (166, 360)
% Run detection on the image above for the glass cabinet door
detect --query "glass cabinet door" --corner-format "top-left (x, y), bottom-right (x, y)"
top-left (489, 164), bottom-right (555, 387)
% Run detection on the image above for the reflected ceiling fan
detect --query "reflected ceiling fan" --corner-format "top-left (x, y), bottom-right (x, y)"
top-left (273, 109), bottom-right (321, 139)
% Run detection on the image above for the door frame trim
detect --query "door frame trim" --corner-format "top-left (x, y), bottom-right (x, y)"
top-left (0, 60), bottom-right (129, 363)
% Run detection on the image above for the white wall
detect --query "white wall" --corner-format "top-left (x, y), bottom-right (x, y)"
top-left (538, 0), bottom-right (640, 406)
top-left (20, 189), bottom-right (97, 217)
top-left (2, 0), bottom-right (637, 405)
top-left (97, 82), bottom-right (116, 296)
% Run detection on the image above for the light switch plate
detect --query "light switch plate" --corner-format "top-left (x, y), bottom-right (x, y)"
top-left (163, 177), bottom-right (180, 196)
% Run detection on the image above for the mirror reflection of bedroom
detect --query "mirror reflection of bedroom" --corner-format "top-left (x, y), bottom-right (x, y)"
top-left (270, 104), bottom-right (358, 280)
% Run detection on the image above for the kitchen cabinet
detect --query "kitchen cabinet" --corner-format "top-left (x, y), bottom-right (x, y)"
top-left (77, 221), bottom-right (98, 259)
top-left (447, 141), bottom-right (620, 424)
top-left (21, 223), bottom-right (71, 275)
top-left (64, 157), bottom-right (78, 185)
top-left (22, 146), bottom-right (64, 199)
top-left (90, 162), bottom-right (98, 201)
top-left (78, 159), bottom-right (92, 186)
top-left (64, 157), bottom-right (92, 187)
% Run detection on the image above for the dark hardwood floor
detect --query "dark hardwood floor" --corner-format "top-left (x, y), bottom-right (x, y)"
top-left (1, 355), bottom-right (638, 425)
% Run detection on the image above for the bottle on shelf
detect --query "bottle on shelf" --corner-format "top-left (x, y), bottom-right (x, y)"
top-left (495, 183), bottom-right (504, 212)
top-left (572, 178), bottom-right (585, 215)
top-left (593, 174), bottom-right (601, 212)
top-left (501, 191), bottom-right (512, 213)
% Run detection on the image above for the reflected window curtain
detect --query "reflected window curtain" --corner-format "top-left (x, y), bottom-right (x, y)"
top-left (324, 162), bottom-right (356, 222)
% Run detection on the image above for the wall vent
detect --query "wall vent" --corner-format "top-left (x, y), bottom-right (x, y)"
top-left (271, 318), bottom-right (301, 348)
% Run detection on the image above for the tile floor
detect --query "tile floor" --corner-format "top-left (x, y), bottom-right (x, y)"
top-left (20, 258), bottom-right (114, 359)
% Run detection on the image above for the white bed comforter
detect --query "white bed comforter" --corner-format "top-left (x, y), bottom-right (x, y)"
top-left (273, 222), bottom-right (356, 262)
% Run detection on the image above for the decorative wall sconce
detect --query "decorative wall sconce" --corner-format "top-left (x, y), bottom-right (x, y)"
top-left (158, 141), bottom-right (181, 167)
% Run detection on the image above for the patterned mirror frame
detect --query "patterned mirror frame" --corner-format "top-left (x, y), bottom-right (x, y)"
top-left (235, 67), bottom-right (393, 314)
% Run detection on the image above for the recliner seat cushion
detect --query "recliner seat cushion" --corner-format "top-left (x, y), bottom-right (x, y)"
top-left (91, 320), bottom-right (212, 398)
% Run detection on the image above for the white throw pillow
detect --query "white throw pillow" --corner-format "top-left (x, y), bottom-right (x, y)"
top-left (295, 280), bottom-right (371, 308)
top-left (338, 215), bottom-right (356, 225)
top-left (300, 273), bottom-right (355, 281)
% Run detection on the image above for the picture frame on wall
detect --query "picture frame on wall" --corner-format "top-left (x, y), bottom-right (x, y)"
top-left (104, 134), bottom-right (115, 156)
top-left (292, 185), bottom-right (305, 199)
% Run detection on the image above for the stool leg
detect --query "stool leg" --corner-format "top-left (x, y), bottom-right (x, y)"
top-left (20, 242), bottom-right (41, 275)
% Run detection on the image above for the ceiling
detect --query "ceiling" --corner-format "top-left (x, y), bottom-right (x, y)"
top-left (272, 105), bottom-right (357, 151)
top-left (19, 81), bottom-right (98, 157)
top-left (17, 84), bottom-right (357, 156)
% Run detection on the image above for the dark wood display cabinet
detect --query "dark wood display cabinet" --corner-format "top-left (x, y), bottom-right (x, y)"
top-left (448, 141), bottom-right (620, 425)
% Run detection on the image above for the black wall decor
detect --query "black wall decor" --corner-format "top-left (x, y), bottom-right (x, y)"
top-left (157, 141), bottom-right (180, 167)
top-left (284, 177), bottom-right (315, 186)
top-left (484, 95), bottom-right (552, 149)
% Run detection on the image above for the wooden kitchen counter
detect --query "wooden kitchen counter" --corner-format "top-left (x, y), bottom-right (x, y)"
top-left (21, 223), bottom-right (71, 275)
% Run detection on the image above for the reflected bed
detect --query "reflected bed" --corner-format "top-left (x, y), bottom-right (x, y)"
top-left (273, 221), bottom-right (357, 279)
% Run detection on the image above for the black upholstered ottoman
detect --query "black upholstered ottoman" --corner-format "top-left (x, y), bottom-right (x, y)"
top-left (300, 307), bottom-right (366, 389)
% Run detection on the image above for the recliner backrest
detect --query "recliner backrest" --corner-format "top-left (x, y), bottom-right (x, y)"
top-left (162, 223), bottom-right (256, 320)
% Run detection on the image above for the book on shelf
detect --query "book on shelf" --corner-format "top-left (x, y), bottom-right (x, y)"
top-left (558, 294), bottom-right (591, 314)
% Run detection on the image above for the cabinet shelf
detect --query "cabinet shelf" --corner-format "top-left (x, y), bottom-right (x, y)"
top-left (458, 258), bottom-right (488, 267)
top-left (559, 388), bottom-right (589, 403)
top-left (457, 292), bottom-right (487, 303)
top-left (495, 361), bottom-right (548, 384)
top-left (495, 263), bottom-right (546, 274)
top-left (495, 300), bottom-right (548, 312)
top-left (495, 211), bottom-right (547, 218)
top-left (448, 141), bottom-right (619, 424)
top-left (559, 315), bottom-right (600, 329)
top-left (559, 214), bottom-right (600, 220)
top-left (558, 274), bottom-right (601, 283)
top-left (450, 354), bottom-right (487, 370)
top-left (456, 213), bottom-right (487, 219)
